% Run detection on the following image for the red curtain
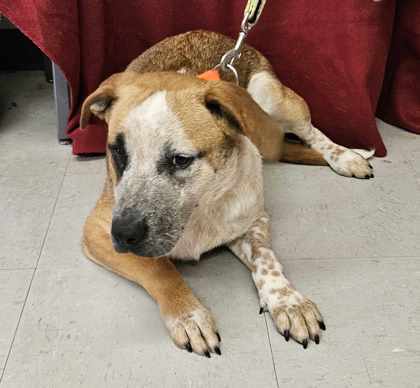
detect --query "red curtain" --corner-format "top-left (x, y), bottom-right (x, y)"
top-left (1, 0), bottom-right (419, 156)
top-left (377, 0), bottom-right (420, 135)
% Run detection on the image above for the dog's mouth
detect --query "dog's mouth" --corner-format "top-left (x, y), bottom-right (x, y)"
top-left (111, 235), bottom-right (177, 258)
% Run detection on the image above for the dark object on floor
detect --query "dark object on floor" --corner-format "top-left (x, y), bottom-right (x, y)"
top-left (7, 101), bottom-right (17, 110)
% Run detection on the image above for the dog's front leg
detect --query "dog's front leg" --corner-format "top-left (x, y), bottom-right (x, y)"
top-left (83, 206), bottom-right (221, 357)
top-left (228, 213), bottom-right (326, 348)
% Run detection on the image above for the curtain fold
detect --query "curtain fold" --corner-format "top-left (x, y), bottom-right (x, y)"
top-left (377, 0), bottom-right (420, 135)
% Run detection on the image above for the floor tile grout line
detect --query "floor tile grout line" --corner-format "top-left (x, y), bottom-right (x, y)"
top-left (281, 255), bottom-right (420, 262)
top-left (0, 268), bottom-right (35, 271)
top-left (209, 251), bottom-right (420, 262)
top-left (362, 357), bottom-right (373, 385)
top-left (33, 154), bottom-right (71, 271)
top-left (0, 156), bottom-right (71, 385)
top-left (263, 313), bottom-right (280, 388)
top-left (64, 151), bottom-right (74, 177)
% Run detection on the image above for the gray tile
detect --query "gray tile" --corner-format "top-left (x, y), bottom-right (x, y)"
top-left (377, 120), bottom-right (420, 184)
top-left (0, 147), bottom-right (70, 178)
top-left (0, 71), bottom-right (71, 177)
top-left (365, 352), bottom-right (420, 388)
top-left (0, 175), bottom-right (64, 269)
top-left (0, 120), bottom-right (70, 177)
top-left (2, 252), bottom-right (277, 388)
top-left (37, 174), bottom-right (106, 269)
top-left (0, 71), bottom-right (56, 145)
top-left (377, 119), bottom-right (420, 162)
top-left (0, 270), bottom-right (33, 375)
top-left (67, 155), bottom-right (106, 175)
top-left (267, 258), bottom-right (420, 388)
top-left (264, 122), bottom-right (420, 259)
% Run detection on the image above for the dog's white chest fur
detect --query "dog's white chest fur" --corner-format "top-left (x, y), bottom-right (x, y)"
top-left (169, 136), bottom-right (265, 260)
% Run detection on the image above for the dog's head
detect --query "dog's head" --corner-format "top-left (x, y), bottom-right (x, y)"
top-left (81, 71), bottom-right (281, 257)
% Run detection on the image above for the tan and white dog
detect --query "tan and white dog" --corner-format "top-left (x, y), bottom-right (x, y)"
top-left (80, 31), bottom-right (374, 357)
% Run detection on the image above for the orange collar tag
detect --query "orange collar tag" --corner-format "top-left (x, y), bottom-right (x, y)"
top-left (197, 69), bottom-right (221, 81)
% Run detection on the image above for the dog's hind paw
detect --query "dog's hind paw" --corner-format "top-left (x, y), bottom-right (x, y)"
top-left (161, 299), bottom-right (221, 357)
top-left (327, 147), bottom-right (375, 179)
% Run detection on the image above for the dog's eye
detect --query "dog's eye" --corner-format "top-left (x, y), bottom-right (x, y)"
top-left (108, 133), bottom-right (128, 179)
top-left (172, 154), bottom-right (194, 169)
top-left (114, 145), bottom-right (124, 155)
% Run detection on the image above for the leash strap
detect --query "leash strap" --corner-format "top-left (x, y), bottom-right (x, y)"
top-left (243, 0), bottom-right (267, 30)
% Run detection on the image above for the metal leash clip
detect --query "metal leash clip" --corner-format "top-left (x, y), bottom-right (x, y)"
top-left (216, 0), bottom-right (267, 84)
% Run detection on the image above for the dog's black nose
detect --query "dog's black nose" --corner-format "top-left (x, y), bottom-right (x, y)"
top-left (111, 213), bottom-right (148, 251)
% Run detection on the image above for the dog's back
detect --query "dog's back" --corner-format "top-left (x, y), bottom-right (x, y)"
top-left (126, 30), bottom-right (271, 86)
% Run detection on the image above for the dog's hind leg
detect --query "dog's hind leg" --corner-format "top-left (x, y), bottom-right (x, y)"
top-left (228, 213), bottom-right (326, 348)
top-left (82, 195), bottom-right (221, 357)
top-left (247, 70), bottom-right (375, 179)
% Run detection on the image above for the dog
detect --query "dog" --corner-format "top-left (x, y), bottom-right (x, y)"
top-left (80, 30), bottom-right (374, 357)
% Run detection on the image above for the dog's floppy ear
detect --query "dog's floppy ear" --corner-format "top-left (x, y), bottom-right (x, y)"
top-left (204, 80), bottom-right (284, 161)
top-left (80, 72), bottom-right (125, 129)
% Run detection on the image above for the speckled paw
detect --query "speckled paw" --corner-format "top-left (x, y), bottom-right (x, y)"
top-left (260, 286), bottom-right (326, 348)
top-left (328, 148), bottom-right (375, 179)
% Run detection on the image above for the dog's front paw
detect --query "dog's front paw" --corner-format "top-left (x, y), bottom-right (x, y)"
top-left (327, 147), bottom-right (374, 179)
top-left (260, 285), bottom-right (326, 348)
top-left (160, 297), bottom-right (221, 357)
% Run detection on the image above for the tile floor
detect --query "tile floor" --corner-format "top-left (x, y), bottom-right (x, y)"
top-left (0, 71), bottom-right (419, 388)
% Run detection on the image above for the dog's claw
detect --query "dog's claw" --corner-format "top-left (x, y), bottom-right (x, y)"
top-left (302, 339), bottom-right (308, 349)
top-left (164, 302), bottom-right (219, 356)
top-left (214, 346), bottom-right (222, 355)
top-left (216, 332), bottom-right (221, 342)
top-left (259, 307), bottom-right (264, 314)
top-left (284, 330), bottom-right (290, 342)
top-left (318, 321), bottom-right (326, 331)
top-left (204, 350), bottom-right (211, 358)
top-left (314, 334), bottom-right (320, 344)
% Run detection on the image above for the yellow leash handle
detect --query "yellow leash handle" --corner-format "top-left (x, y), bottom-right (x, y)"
top-left (243, 0), bottom-right (267, 30)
